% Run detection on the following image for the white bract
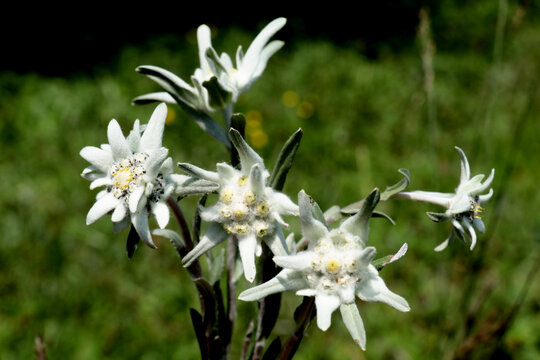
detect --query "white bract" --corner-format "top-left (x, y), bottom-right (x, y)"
top-left (397, 146), bottom-right (494, 251)
top-left (239, 190), bottom-right (409, 350)
top-left (179, 129), bottom-right (298, 283)
top-left (80, 103), bottom-right (189, 248)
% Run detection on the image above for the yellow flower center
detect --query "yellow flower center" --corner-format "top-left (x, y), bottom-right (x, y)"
top-left (244, 191), bottom-right (256, 204)
top-left (114, 168), bottom-right (134, 190)
top-left (256, 201), bottom-right (270, 216)
top-left (221, 190), bottom-right (234, 203)
top-left (237, 175), bottom-right (249, 186)
top-left (326, 260), bottom-right (340, 274)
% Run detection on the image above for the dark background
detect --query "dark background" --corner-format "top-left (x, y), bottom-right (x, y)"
top-left (2, 2), bottom-right (444, 75)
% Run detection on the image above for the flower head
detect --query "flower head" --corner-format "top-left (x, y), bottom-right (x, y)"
top-left (178, 129), bottom-right (298, 282)
top-left (80, 103), bottom-right (190, 248)
top-left (239, 190), bottom-right (409, 349)
top-left (397, 146), bottom-right (494, 251)
top-left (134, 18), bottom-right (286, 116)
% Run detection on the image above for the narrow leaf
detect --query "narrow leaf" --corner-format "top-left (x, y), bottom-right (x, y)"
top-left (269, 128), bottom-right (303, 191)
top-left (126, 225), bottom-right (140, 259)
top-left (372, 243), bottom-right (408, 271)
top-left (339, 303), bottom-right (366, 350)
top-left (190, 308), bottom-right (208, 359)
top-left (262, 337), bottom-right (282, 360)
top-left (380, 168), bottom-right (410, 201)
top-left (194, 278), bottom-right (217, 330)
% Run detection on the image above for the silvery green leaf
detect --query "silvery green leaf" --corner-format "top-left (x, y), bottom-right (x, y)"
top-left (426, 211), bottom-right (450, 223)
top-left (372, 211), bottom-right (396, 225)
top-left (207, 248), bottom-right (225, 285)
top-left (269, 128), bottom-right (303, 191)
top-left (152, 229), bottom-right (186, 254)
top-left (380, 168), bottom-right (410, 201)
top-left (371, 243), bottom-right (408, 271)
top-left (202, 76), bottom-right (233, 109)
top-left (228, 128), bottom-right (264, 170)
top-left (341, 188), bottom-right (380, 241)
top-left (339, 303), bottom-right (366, 350)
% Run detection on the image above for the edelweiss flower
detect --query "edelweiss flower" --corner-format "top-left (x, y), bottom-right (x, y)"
top-left (134, 17), bottom-right (286, 116)
top-left (396, 146), bottom-right (494, 251)
top-left (80, 103), bottom-right (190, 248)
top-left (179, 129), bottom-right (298, 282)
top-left (239, 190), bottom-right (410, 350)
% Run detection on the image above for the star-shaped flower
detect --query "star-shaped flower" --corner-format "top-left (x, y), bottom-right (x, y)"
top-left (80, 103), bottom-right (195, 248)
top-left (239, 189), bottom-right (410, 350)
top-left (178, 129), bottom-right (298, 282)
top-left (396, 146), bottom-right (494, 251)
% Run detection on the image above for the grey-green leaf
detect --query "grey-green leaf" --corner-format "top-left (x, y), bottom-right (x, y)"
top-left (269, 128), bottom-right (303, 191)
top-left (380, 168), bottom-right (410, 201)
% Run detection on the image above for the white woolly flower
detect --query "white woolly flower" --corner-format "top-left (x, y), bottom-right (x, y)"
top-left (134, 18), bottom-right (286, 115)
top-left (239, 190), bottom-right (410, 350)
top-left (396, 146), bottom-right (495, 251)
top-left (80, 103), bottom-right (189, 248)
top-left (179, 129), bottom-right (298, 282)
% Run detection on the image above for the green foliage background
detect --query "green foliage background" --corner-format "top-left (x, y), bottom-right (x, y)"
top-left (0, 2), bottom-right (538, 359)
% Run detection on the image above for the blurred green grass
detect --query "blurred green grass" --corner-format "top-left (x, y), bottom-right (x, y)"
top-left (1, 3), bottom-right (539, 360)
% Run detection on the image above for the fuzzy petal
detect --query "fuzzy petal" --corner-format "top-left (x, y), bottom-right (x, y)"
top-left (80, 146), bottom-right (113, 173)
top-left (356, 266), bottom-right (410, 312)
top-left (463, 220), bottom-right (477, 250)
top-left (298, 190), bottom-right (328, 242)
top-left (471, 169), bottom-right (495, 196)
top-left (129, 186), bottom-right (145, 213)
top-left (107, 119), bottom-right (132, 161)
top-left (86, 192), bottom-right (120, 225)
top-left (139, 103), bottom-right (167, 150)
top-left (455, 146), bottom-right (471, 182)
top-left (340, 303), bottom-right (367, 350)
top-left (152, 200), bottom-right (170, 229)
top-left (478, 188), bottom-right (494, 204)
top-left (315, 293), bottom-right (341, 331)
top-left (238, 234), bottom-right (258, 282)
top-left (132, 91), bottom-right (176, 105)
top-left (238, 269), bottom-right (306, 301)
top-left (264, 225), bottom-right (289, 256)
top-left (229, 129), bottom-right (264, 171)
top-left (197, 24), bottom-right (213, 74)
top-left (273, 251), bottom-right (314, 272)
top-left (269, 191), bottom-right (299, 216)
top-left (216, 162), bottom-right (237, 181)
top-left (89, 176), bottom-right (113, 190)
top-left (178, 163), bottom-right (221, 183)
top-left (249, 164), bottom-right (265, 195)
top-left (182, 222), bottom-right (229, 267)
top-left (111, 202), bottom-right (127, 222)
top-left (131, 208), bottom-right (156, 248)
top-left (144, 148), bottom-right (169, 180)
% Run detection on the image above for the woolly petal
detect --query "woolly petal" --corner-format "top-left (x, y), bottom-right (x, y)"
top-left (455, 146), bottom-right (471, 182)
top-left (315, 293), bottom-right (341, 331)
top-left (216, 162), bottom-right (237, 181)
top-left (340, 303), bottom-right (366, 350)
top-left (238, 234), bottom-right (258, 282)
top-left (199, 205), bottom-right (222, 222)
top-left (252, 40), bottom-right (285, 80)
top-left (471, 169), bottom-right (495, 196)
top-left (89, 176), bottom-right (113, 190)
top-left (132, 91), bottom-right (176, 105)
top-left (178, 163), bottom-right (220, 183)
top-left (273, 251), bottom-right (314, 272)
top-left (80, 146), bottom-right (113, 172)
top-left (129, 186), bottom-right (145, 213)
top-left (131, 208), bottom-right (156, 248)
top-left (434, 235), bottom-right (452, 252)
top-left (341, 188), bottom-right (379, 242)
top-left (144, 148), bottom-right (169, 180)
top-left (238, 269), bottom-right (306, 301)
top-left (356, 267), bottom-right (410, 312)
top-left (249, 164), bottom-right (265, 195)
top-left (107, 119), bottom-right (132, 161)
top-left (478, 188), bottom-right (494, 204)
top-left (229, 128), bottom-right (264, 171)
top-left (152, 200), bottom-right (170, 229)
top-left (86, 192), bottom-right (120, 225)
top-left (463, 220), bottom-right (477, 250)
top-left (264, 225), bottom-right (289, 256)
top-left (182, 222), bottom-right (229, 267)
top-left (269, 191), bottom-right (299, 216)
top-left (298, 190), bottom-right (328, 242)
top-left (197, 24), bottom-right (213, 74)
top-left (111, 202), bottom-right (127, 222)
top-left (139, 103), bottom-right (167, 150)
top-left (296, 288), bottom-right (317, 296)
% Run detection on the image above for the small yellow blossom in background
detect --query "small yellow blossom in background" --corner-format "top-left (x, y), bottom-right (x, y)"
top-left (297, 101), bottom-right (314, 119)
top-left (282, 90), bottom-right (316, 119)
top-left (281, 90), bottom-right (299, 108)
top-left (165, 106), bottom-right (176, 124)
top-left (245, 110), bottom-right (268, 148)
